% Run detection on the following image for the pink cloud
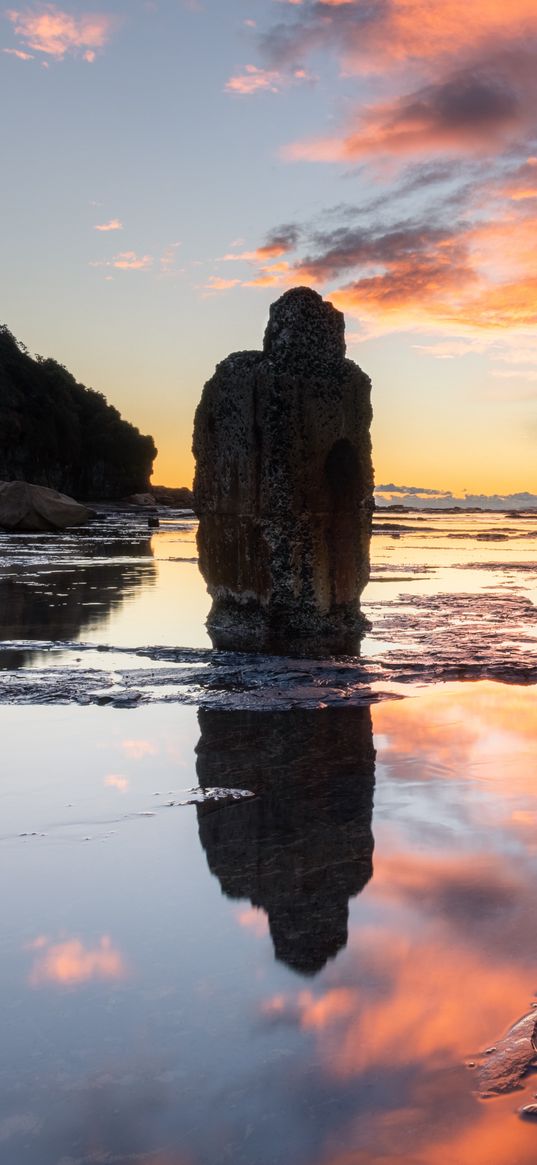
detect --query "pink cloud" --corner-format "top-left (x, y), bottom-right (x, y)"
top-left (226, 64), bottom-right (282, 95)
top-left (3, 45), bottom-right (33, 58)
top-left (225, 62), bottom-right (314, 95)
top-left (6, 4), bottom-right (114, 61)
top-left (94, 218), bottom-right (123, 232)
top-left (266, 0), bottom-right (537, 75)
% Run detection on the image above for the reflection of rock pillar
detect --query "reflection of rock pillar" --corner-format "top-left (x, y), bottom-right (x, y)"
top-left (195, 706), bottom-right (376, 976)
top-left (192, 287), bottom-right (374, 654)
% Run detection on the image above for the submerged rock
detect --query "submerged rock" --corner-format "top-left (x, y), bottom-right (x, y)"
top-left (192, 287), bottom-right (374, 655)
top-left (473, 1008), bottom-right (537, 1096)
top-left (0, 480), bottom-right (94, 532)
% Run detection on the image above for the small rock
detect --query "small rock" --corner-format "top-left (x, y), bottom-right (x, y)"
top-left (520, 1104), bottom-right (537, 1118)
top-left (472, 1009), bottom-right (537, 1096)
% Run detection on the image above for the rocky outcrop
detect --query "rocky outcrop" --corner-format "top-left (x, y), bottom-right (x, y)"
top-left (0, 326), bottom-right (156, 500)
top-left (193, 287), bottom-right (373, 654)
top-left (195, 705), bottom-right (376, 976)
top-left (151, 485), bottom-right (194, 509)
top-left (0, 480), bottom-right (93, 531)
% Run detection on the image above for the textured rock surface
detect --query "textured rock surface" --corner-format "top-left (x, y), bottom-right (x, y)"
top-left (473, 1009), bottom-right (537, 1096)
top-left (192, 287), bottom-right (373, 654)
top-left (195, 705), bottom-right (375, 975)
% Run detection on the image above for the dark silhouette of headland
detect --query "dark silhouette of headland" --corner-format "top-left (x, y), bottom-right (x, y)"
top-left (196, 705), bottom-right (376, 976)
top-left (193, 287), bottom-right (374, 655)
top-left (0, 326), bottom-right (156, 500)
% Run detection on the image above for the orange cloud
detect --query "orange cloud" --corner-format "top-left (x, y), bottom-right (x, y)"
top-left (373, 683), bottom-right (537, 782)
top-left (267, 0), bottom-right (537, 74)
top-left (28, 935), bottom-right (127, 986)
top-left (285, 63), bottom-right (534, 165)
top-left (94, 218), bottom-right (123, 232)
top-left (202, 276), bottom-right (241, 292)
top-left (6, 5), bottom-right (114, 61)
top-left (263, 931), bottom-right (530, 1078)
top-left (276, 189), bottom-right (537, 339)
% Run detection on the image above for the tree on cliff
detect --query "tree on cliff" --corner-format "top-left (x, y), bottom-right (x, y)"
top-left (0, 326), bottom-right (157, 499)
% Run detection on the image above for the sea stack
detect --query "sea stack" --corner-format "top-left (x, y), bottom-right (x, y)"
top-left (192, 287), bottom-right (373, 654)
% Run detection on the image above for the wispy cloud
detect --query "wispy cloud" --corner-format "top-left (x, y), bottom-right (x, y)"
top-left (225, 63), bottom-right (315, 95)
top-left (2, 45), bottom-right (33, 58)
top-left (376, 482), bottom-right (452, 497)
top-left (6, 4), bottom-right (115, 61)
top-left (225, 64), bottom-right (283, 94)
top-left (160, 240), bottom-right (182, 275)
top-left (90, 251), bottom-right (153, 271)
top-left (94, 218), bottom-right (123, 232)
top-left (374, 484), bottom-right (537, 509)
top-left (202, 275), bottom-right (242, 292)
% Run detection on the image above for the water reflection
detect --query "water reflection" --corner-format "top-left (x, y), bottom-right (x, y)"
top-left (27, 935), bottom-right (127, 987)
top-left (195, 705), bottom-right (376, 975)
top-left (0, 535), bottom-right (155, 666)
top-left (2, 688), bottom-right (537, 1163)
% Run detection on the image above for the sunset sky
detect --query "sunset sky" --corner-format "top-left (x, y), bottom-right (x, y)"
top-left (2, 0), bottom-right (537, 499)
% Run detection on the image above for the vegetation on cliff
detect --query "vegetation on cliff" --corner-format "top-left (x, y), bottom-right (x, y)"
top-left (0, 326), bottom-right (156, 499)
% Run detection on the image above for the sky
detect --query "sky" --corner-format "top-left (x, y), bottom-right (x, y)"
top-left (1, 0), bottom-right (537, 502)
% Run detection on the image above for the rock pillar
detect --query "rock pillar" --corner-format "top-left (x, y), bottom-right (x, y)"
top-left (192, 287), bottom-right (373, 654)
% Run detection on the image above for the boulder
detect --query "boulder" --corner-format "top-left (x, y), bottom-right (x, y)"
top-left (122, 492), bottom-right (157, 508)
top-left (192, 287), bottom-right (374, 654)
top-left (0, 480), bottom-right (94, 532)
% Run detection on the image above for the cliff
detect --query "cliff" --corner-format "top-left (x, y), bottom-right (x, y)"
top-left (0, 326), bottom-right (156, 500)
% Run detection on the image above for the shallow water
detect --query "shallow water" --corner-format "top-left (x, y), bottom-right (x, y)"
top-left (0, 510), bottom-right (536, 1163)
top-left (0, 509), bottom-right (535, 703)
